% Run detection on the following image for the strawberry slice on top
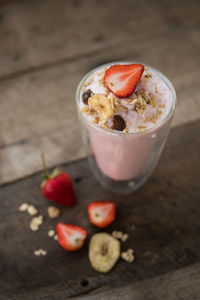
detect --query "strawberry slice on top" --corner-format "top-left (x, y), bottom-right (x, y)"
top-left (56, 223), bottom-right (87, 251)
top-left (88, 201), bottom-right (116, 228)
top-left (104, 64), bottom-right (144, 98)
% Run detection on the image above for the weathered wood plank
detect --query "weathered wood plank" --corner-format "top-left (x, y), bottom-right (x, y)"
top-left (0, 0), bottom-right (199, 79)
top-left (0, 29), bottom-right (200, 184)
top-left (0, 0), bottom-right (200, 185)
top-left (73, 263), bottom-right (200, 300)
top-left (0, 121), bottom-right (200, 299)
top-left (0, 0), bottom-right (26, 6)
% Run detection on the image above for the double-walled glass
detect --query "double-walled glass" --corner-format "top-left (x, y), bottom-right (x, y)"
top-left (76, 62), bottom-right (176, 194)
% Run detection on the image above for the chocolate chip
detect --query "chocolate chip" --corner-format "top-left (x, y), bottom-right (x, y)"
top-left (82, 89), bottom-right (94, 104)
top-left (113, 115), bottom-right (126, 131)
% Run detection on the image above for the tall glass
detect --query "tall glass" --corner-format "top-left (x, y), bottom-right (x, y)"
top-left (76, 62), bottom-right (176, 194)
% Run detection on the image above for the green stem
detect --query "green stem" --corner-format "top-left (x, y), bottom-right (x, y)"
top-left (41, 152), bottom-right (50, 178)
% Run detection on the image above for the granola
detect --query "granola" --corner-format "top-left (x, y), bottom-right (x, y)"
top-left (121, 249), bottom-right (135, 262)
top-left (48, 206), bottom-right (60, 219)
top-left (136, 125), bottom-right (147, 132)
top-left (79, 64), bottom-right (172, 133)
top-left (134, 95), bottom-right (147, 114)
top-left (112, 230), bottom-right (129, 242)
top-left (30, 215), bottom-right (43, 232)
top-left (27, 205), bottom-right (38, 216)
top-left (19, 203), bottom-right (29, 212)
top-left (48, 229), bottom-right (55, 237)
top-left (34, 249), bottom-right (47, 256)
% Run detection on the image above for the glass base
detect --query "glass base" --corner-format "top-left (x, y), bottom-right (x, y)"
top-left (88, 154), bottom-right (150, 194)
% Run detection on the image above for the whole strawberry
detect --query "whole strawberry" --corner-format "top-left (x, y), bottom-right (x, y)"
top-left (40, 153), bottom-right (76, 206)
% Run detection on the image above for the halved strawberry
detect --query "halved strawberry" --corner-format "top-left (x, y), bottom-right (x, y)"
top-left (104, 64), bottom-right (144, 98)
top-left (56, 223), bottom-right (87, 251)
top-left (88, 201), bottom-right (116, 228)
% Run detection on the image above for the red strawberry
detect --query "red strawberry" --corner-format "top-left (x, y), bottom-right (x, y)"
top-left (40, 153), bottom-right (76, 206)
top-left (104, 64), bottom-right (144, 98)
top-left (56, 223), bottom-right (87, 251)
top-left (88, 201), bottom-right (116, 228)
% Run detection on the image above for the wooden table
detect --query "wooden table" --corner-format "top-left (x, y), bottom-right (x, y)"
top-left (0, 0), bottom-right (200, 299)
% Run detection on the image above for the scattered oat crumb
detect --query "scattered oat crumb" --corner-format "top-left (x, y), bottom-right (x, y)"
top-left (48, 229), bottom-right (55, 237)
top-left (123, 128), bottom-right (129, 133)
top-left (19, 203), bottom-right (38, 216)
top-left (54, 234), bottom-right (58, 240)
top-left (30, 222), bottom-right (39, 232)
top-left (27, 205), bottom-right (38, 216)
top-left (35, 215), bottom-right (43, 225)
top-left (121, 234), bottom-right (129, 242)
top-left (112, 231), bottom-right (129, 242)
top-left (112, 230), bottom-right (122, 239)
top-left (30, 215), bottom-right (43, 232)
top-left (34, 249), bottom-right (47, 256)
top-left (121, 249), bottom-right (135, 263)
top-left (19, 203), bottom-right (29, 212)
top-left (48, 206), bottom-right (60, 219)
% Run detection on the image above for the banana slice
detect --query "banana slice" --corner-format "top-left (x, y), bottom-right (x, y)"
top-left (88, 94), bottom-right (114, 119)
top-left (89, 233), bottom-right (120, 273)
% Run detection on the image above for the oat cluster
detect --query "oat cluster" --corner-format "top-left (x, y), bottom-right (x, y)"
top-left (48, 229), bottom-right (55, 237)
top-left (112, 230), bottom-right (129, 242)
top-left (34, 249), bottom-right (47, 256)
top-left (111, 230), bottom-right (135, 263)
top-left (19, 203), bottom-right (38, 216)
top-left (48, 206), bottom-right (60, 218)
top-left (121, 249), bottom-right (135, 263)
top-left (48, 229), bottom-right (58, 240)
top-left (30, 215), bottom-right (43, 232)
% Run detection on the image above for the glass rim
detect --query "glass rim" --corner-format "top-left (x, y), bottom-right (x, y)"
top-left (76, 61), bottom-right (177, 136)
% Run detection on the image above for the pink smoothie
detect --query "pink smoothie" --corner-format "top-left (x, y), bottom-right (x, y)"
top-left (78, 63), bottom-right (174, 181)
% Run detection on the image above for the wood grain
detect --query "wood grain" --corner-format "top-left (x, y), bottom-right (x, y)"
top-left (0, 0), bottom-right (200, 184)
top-left (1, 121), bottom-right (200, 299)
top-left (0, 0), bottom-right (199, 79)
top-left (74, 263), bottom-right (200, 300)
